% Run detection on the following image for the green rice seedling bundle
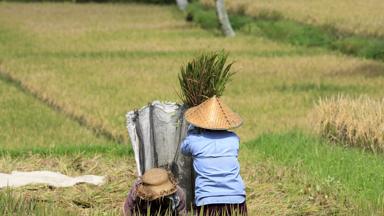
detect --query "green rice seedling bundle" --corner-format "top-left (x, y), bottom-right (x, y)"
top-left (178, 51), bottom-right (235, 107)
top-left (311, 96), bottom-right (384, 152)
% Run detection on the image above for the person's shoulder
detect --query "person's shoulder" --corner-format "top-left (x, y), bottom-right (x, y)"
top-left (225, 130), bottom-right (238, 136)
top-left (183, 132), bottom-right (201, 145)
top-left (187, 127), bottom-right (201, 136)
top-left (217, 130), bottom-right (238, 137)
top-left (224, 131), bottom-right (240, 142)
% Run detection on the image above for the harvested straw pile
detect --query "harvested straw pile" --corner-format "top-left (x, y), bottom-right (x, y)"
top-left (311, 96), bottom-right (384, 152)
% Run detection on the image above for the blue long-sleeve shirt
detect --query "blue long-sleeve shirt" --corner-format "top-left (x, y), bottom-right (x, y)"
top-left (181, 129), bottom-right (246, 206)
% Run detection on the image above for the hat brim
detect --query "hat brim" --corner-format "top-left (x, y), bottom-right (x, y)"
top-left (185, 107), bottom-right (243, 130)
top-left (184, 102), bottom-right (243, 130)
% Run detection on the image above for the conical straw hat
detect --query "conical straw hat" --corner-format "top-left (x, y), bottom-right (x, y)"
top-left (136, 168), bottom-right (177, 201)
top-left (184, 96), bottom-right (243, 130)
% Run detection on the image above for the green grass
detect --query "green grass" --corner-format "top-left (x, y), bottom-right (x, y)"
top-left (0, 144), bottom-right (132, 157)
top-left (188, 2), bottom-right (384, 61)
top-left (332, 37), bottom-right (384, 60)
top-left (246, 131), bottom-right (384, 213)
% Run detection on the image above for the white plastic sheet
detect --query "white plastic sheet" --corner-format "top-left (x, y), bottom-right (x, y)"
top-left (0, 171), bottom-right (105, 188)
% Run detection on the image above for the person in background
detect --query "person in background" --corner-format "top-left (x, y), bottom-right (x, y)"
top-left (123, 168), bottom-right (186, 216)
top-left (181, 95), bottom-right (247, 216)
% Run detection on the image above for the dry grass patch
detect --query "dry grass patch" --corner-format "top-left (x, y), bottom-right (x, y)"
top-left (0, 155), bottom-right (136, 215)
top-left (311, 96), bottom-right (384, 152)
top-left (201, 0), bottom-right (384, 37)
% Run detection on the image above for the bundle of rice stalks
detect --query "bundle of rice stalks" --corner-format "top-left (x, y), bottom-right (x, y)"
top-left (310, 96), bottom-right (384, 152)
top-left (178, 51), bottom-right (235, 108)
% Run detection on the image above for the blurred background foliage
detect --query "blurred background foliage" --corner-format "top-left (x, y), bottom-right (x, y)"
top-left (1, 0), bottom-right (175, 3)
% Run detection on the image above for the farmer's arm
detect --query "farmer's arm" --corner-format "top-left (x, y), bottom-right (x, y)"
top-left (123, 179), bottom-right (140, 216)
top-left (175, 185), bottom-right (187, 215)
top-left (181, 137), bottom-right (192, 156)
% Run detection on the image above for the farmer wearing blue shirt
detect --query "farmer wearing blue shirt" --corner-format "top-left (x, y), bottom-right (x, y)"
top-left (181, 96), bottom-right (247, 216)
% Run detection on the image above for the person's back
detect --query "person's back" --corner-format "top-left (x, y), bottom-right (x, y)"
top-left (181, 96), bottom-right (247, 215)
top-left (182, 129), bottom-right (245, 206)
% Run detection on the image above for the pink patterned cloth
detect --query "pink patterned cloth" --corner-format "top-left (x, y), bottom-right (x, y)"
top-left (193, 202), bottom-right (248, 216)
top-left (123, 179), bottom-right (186, 216)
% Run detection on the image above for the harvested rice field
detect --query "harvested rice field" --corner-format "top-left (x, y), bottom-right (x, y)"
top-left (0, 2), bottom-right (383, 215)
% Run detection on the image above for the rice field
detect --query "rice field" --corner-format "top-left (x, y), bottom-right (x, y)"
top-left (201, 0), bottom-right (384, 37)
top-left (0, 2), bottom-right (384, 215)
top-left (1, 3), bottom-right (384, 145)
top-left (311, 96), bottom-right (384, 152)
top-left (0, 82), bottom-right (349, 214)
top-left (0, 77), bottom-right (115, 149)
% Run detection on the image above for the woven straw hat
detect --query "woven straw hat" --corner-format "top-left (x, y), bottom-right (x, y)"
top-left (136, 168), bottom-right (177, 201)
top-left (184, 96), bottom-right (243, 130)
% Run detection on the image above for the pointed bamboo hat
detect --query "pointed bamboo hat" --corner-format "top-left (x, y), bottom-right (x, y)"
top-left (184, 96), bottom-right (243, 130)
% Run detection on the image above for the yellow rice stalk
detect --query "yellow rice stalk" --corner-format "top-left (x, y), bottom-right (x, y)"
top-left (311, 96), bottom-right (384, 152)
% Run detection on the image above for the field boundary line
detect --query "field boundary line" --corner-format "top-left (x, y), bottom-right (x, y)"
top-left (0, 69), bottom-right (126, 144)
top-left (188, 2), bottom-right (384, 62)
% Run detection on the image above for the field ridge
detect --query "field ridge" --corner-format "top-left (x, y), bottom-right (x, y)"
top-left (200, 0), bottom-right (384, 38)
top-left (0, 69), bottom-right (125, 144)
top-left (188, 2), bottom-right (384, 62)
